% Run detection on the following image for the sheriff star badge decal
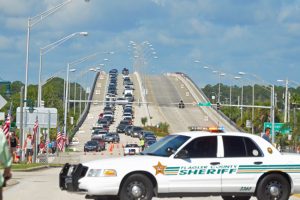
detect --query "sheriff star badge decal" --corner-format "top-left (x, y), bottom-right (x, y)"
top-left (153, 161), bottom-right (167, 175)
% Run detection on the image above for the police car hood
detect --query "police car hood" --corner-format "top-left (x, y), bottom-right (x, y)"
top-left (82, 155), bottom-right (168, 171)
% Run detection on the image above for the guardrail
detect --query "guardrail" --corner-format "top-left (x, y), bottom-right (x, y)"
top-left (69, 72), bottom-right (100, 140)
top-left (175, 72), bottom-right (244, 132)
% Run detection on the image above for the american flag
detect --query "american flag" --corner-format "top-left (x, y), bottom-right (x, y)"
top-left (2, 112), bottom-right (11, 139)
top-left (56, 127), bottom-right (66, 151)
top-left (33, 116), bottom-right (39, 135)
top-left (32, 116), bottom-right (39, 144)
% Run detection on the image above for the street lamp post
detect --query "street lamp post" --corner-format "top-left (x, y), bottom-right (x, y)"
top-left (63, 64), bottom-right (76, 139)
top-left (63, 51), bottom-right (114, 141)
top-left (24, 0), bottom-right (78, 107)
top-left (38, 32), bottom-right (88, 107)
top-left (238, 72), bottom-right (255, 134)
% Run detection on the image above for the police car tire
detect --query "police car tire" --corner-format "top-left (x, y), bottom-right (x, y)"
top-left (120, 174), bottom-right (153, 200)
top-left (222, 196), bottom-right (250, 200)
top-left (256, 173), bottom-right (290, 200)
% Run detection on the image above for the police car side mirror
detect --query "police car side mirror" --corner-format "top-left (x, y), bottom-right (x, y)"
top-left (174, 149), bottom-right (189, 159)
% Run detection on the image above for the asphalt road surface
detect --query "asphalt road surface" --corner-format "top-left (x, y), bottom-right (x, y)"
top-left (4, 167), bottom-right (300, 200)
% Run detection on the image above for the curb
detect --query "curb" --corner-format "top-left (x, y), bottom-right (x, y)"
top-left (12, 165), bottom-right (49, 172)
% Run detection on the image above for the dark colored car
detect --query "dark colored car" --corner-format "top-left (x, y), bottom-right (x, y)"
top-left (124, 93), bottom-right (134, 102)
top-left (91, 138), bottom-right (106, 151)
top-left (122, 68), bottom-right (129, 75)
top-left (117, 120), bottom-right (131, 133)
top-left (144, 135), bottom-right (157, 142)
top-left (84, 140), bottom-right (101, 152)
top-left (109, 69), bottom-right (118, 74)
top-left (98, 118), bottom-right (109, 126)
top-left (103, 116), bottom-right (114, 125)
top-left (144, 139), bottom-right (156, 148)
top-left (139, 131), bottom-right (156, 140)
top-left (124, 125), bottom-right (133, 136)
top-left (131, 126), bottom-right (143, 138)
top-left (103, 133), bottom-right (120, 143)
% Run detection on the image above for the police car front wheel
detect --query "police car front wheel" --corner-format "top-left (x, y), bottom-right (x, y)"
top-left (256, 173), bottom-right (290, 200)
top-left (120, 174), bottom-right (153, 200)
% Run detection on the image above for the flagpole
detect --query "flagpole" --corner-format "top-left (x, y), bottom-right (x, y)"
top-left (33, 114), bottom-right (39, 163)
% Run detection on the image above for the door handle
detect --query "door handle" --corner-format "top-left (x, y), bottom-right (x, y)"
top-left (254, 161), bottom-right (263, 165)
top-left (210, 162), bottom-right (220, 165)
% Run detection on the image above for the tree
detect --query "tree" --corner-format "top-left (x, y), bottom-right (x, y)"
top-left (141, 117), bottom-right (147, 127)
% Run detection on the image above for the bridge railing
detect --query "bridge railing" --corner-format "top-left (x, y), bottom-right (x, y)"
top-left (179, 73), bottom-right (244, 132)
top-left (69, 72), bottom-right (100, 140)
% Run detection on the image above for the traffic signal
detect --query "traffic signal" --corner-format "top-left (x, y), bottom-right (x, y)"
top-left (216, 102), bottom-right (220, 110)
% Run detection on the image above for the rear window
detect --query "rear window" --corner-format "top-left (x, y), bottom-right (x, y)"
top-left (126, 144), bottom-right (139, 148)
top-left (223, 136), bottom-right (263, 157)
top-left (86, 141), bottom-right (98, 145)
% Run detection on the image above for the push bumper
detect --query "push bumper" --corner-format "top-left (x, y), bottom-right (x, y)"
top-left (59, 163), bottom-right (88, 192)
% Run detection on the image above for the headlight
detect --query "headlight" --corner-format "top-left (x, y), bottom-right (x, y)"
top-left (87, 169), bottom-right (117, 177)
top-left (87, 169), bottom-right (102, 177)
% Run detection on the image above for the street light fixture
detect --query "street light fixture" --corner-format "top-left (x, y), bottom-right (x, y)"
top-left (37, 31), bottom-right (88, 107)
top-left (63, 51), bottom-right (114, 139)
top-left (24, 0), bottom-right (89, 108)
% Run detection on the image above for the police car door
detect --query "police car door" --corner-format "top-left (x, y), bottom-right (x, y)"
top-left (220, 135), bottom-right (264, 194)
top-left (167, 136), bottom-right (222, 193)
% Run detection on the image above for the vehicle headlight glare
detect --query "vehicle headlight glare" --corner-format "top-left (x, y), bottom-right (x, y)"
top-left (87, 169), bottom-right (102, 177)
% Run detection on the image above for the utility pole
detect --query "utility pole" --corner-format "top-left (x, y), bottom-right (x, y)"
top-left (252, 84), bottom-right (255, 134)
top-left (271, 85), bottom-right (275, 144)
top-left (241, 86), bottom-right (244, 123)
top-left (284, 79), bottom-right (289, 123)
top-left (19, 86), bottom-right (24, 161)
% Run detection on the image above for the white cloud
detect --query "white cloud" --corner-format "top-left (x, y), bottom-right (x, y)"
top-left (223, 25), bottom-right (248, 42)
top-left (188, 18), bottom-right (212, 35)
top-left (39, 1), bottom-right (92, 30)
top-left (277, 4), bottom-right (300, 23)
top-left (151, 0), bottom-right (166, 6)
top-left (287, 23), bottom-right (300, 34)
top-left (0, 0), bottom-right (33, 15)
top-left (4, 17), bottom-right (27, 30)
top-left (0, 35), bottom-right (12, 49)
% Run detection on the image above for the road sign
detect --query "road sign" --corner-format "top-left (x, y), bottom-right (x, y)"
top-left (0, 112), bottom-right (4, 120)
top-left (246, 120), bottom-right (252, 128)
top-left (16, 107), bottom-right (58, 128)
top-left (198, 102), bottom-right (211, 107)
top-left (0, 94), bottom-right (7, 109)
top-left (264, 122), bottom-right (291, 134)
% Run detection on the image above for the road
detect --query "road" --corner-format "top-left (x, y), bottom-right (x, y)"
top-left (145, 74), bottom-right (238, 132)
top-left (4, 166), bottom-right (300, 200)
top-left (3, 72), bottom-right (299, 200)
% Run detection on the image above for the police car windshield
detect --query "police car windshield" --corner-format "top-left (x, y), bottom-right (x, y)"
top-left (141, 135), bottom-right (190, 157)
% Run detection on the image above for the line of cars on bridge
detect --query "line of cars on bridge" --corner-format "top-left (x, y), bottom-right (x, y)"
top-left (84, 68), bottom-right (157, 153)
top-left (84, 69), bottom-right (122, 152)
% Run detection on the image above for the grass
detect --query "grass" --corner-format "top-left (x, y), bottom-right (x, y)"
top-left (1, 163), bottom-right (64, 170)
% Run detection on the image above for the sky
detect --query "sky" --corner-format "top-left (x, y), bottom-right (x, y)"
top-left (0, 0), bottom-right (300, 88)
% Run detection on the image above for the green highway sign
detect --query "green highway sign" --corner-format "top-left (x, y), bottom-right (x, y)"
top-left (198, 102), bottom-right (212, 107)
top-left (264, 122), bottom-right (291, 134)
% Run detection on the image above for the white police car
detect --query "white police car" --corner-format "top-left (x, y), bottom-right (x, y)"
top-left (59, 131), bottom-right (300, 200)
